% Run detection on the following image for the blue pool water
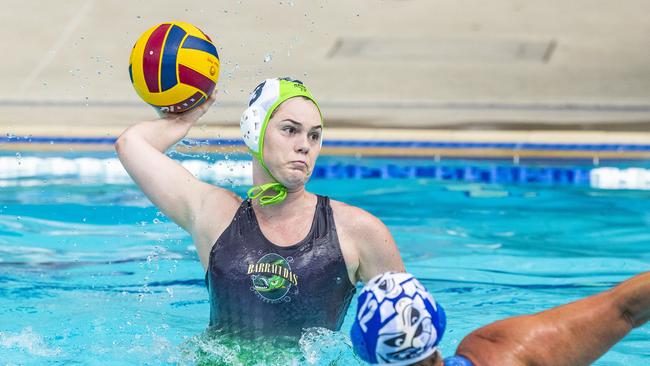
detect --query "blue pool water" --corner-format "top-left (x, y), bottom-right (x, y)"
top-left (1, 153), bottom-right (649, 365)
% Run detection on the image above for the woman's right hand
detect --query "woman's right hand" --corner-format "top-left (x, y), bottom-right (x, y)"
top-left (156, 89), bottom-right (218, 125)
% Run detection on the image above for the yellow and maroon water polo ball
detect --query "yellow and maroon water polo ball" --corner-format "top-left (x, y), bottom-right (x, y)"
top-left (129, 21), bottom-right (220, 113)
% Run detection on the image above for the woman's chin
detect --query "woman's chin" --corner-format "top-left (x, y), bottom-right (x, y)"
top-left (280, 173), bottom-right (309, 190)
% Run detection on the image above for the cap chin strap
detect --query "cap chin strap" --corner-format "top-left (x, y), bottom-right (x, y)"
top-left (247, 182), bottom-right (288, 206)
top-left (247, 154), bottom-right (288, 206)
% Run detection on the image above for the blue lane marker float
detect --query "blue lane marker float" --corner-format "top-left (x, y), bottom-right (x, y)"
top-left (0, 156), bottom-right (648, 189)
top-left (311, 164), bottom-right (593, 185)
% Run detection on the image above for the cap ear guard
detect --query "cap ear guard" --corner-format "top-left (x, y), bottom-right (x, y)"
top-left (240, 104), bottom-right (266, 153)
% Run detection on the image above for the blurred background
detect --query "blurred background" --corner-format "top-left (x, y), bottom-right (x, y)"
top-left (1, 0), bottom-right (649, 133)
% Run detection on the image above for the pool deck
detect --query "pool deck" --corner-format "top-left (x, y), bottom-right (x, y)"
top-left (1, 0), bottom-right (649, 159)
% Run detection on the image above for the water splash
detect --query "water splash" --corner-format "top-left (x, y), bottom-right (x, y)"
top-left (179, 330), bottom-right (302, 365)
top-left (299, 328), bottom-right (362, 365)
top-left (176, 327), bottom-right (362, 365)
top-left (0, 327), bottom-right (62, 357)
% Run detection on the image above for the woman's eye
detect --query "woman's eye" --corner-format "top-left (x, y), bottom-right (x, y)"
top-left (310, 133), bottom-right (321, 140)
top-left (283, 127), bottom-right (296, 134)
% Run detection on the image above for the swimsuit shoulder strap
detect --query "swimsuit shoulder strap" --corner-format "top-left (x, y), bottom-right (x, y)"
top-left (312, 194), bottom-right (337, 240)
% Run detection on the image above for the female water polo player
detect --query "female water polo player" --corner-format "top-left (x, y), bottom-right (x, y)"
top-left (352, 271), bottom-right (650, 366)
top-left (116, 77), bottom-right (404, 337)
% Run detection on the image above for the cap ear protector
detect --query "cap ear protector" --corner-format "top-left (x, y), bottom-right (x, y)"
top-left (240, 77), bottom-right (323, 206)
top-left (240, 104), bottom-right (265, 152)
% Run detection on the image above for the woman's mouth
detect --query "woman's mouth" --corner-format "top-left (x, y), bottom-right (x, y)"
top-left (289, 161), bottom-right (308, 170)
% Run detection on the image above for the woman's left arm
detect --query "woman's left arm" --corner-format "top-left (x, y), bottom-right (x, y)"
top-left (355, 213), bottom-right (405, 283)
top-left (335, 204), bottom-right (405, 284)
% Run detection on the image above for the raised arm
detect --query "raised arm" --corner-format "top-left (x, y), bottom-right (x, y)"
top-left (115, 94), bottom-right (240, 242)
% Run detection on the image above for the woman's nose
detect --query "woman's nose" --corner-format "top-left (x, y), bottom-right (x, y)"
top-left (295, 134), bottom-right (310, 154)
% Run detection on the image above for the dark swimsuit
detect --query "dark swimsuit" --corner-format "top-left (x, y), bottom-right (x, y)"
top-left (205, 195), bottom-right (356, 337)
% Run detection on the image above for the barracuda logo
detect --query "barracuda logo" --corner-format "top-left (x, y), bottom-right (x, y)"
top-left (247, 253), bottom-right (298, 303)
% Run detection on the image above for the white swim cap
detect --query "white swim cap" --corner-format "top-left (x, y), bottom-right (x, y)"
top-left (240, 77), bottom-right (322, 205)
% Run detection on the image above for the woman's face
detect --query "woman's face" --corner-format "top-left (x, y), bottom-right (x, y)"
top-left (262, 97), bottom-right (322, 190)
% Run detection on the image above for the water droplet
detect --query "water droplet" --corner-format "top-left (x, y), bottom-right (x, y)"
top-left (263, 53), bottom-right (273, 63)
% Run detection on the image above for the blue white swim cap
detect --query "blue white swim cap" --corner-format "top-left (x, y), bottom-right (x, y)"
top-left (351, 272), bottom-right (446, 366)
top-left (240, 77), bottom-right (322, 206)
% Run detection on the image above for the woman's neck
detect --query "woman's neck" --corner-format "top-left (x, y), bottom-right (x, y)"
top-left (251, 186), bottom-right (314, 219)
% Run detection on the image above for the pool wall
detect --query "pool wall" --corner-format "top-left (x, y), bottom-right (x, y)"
top-left (3, 127), bottom-right (650, 159)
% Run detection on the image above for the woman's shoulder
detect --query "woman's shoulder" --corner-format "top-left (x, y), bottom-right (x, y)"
top-left (195, 186), bottom-right (243, 230)
top-left (328, 198), bottom-right (388, 233)
top-left (328, 197), bottom-right (399, 278)
top-left (328, 197), bottom-right (364, 217)
top-left (198, 184), bottom-right (242, 208)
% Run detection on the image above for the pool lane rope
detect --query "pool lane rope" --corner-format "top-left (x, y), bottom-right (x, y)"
top-left (0, 156), bottom-right (649, 190)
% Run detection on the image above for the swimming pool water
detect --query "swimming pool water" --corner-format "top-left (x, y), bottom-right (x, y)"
top-left (1, 155), bottom-right (649, 365)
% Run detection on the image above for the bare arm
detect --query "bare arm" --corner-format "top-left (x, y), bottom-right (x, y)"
top-left (355, 213), bottom-right (405, 283)
top-left (115, 94), bottom-right (240, 249)
top-left (334, 202), bottom-right (405, 284)
top-left (456, 271), bottom-right (650, 366)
